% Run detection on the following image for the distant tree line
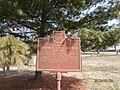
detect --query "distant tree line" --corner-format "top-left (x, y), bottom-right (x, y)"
top-left (78, 28), bottom-right (120, 54)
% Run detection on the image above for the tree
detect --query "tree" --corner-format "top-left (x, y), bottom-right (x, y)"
top-left (0, 35), bottom-right (30, 71)
top-left (0, 0), bottom-right (119, 79)
top-left (0, 0), bottom-right (120, 38)
top-left (78, 29), bottom-right (91, 52)
top-left (91, 30), bottom-right (105, 54)
top-left (79, 29), bottom-right (104, 53)
top-left (104, 28), bottom-right (120, 54)
top-left (79, 28), bottom-right (120, 54)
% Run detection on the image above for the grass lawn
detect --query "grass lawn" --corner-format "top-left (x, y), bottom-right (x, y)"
top-left (0, 54), bottom-right (120, 90)
top-left (81, 55), bottom-right (120, 90)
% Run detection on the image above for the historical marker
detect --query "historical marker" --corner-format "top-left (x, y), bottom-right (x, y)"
top-left (36, 31), bottom-right (82, 72)
top-left (36, 31), bottom-right (82, 90)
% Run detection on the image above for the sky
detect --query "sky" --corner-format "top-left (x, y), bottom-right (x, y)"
top-left (108, 19), bottom-right (119, 26)
top-left (86, 0), bottom-right (120, 27)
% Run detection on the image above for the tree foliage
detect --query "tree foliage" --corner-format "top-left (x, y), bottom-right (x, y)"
top-left (0, 0), bottom-right (120, 39)
top-left (79, 28), bottom-right (120, 52)
top-left (0, 35), bottom-right (30, 71)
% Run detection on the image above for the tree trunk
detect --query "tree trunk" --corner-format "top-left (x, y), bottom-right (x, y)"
top-left (97, 49), bottom-right (100, 54)
top-left (6, 66), bottom-right (10, 70)
top-left (114, 44), bottom-right (118, 55)
top-left (34, 71), bottom-right (42, 80)
top-left (116, 51), bottom-right (119, 55)
top-left (3, 66), bottom-right (5, 71)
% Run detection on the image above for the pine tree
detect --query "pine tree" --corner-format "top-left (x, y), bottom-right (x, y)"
top-left (0, 35), bottom-right (30, 71)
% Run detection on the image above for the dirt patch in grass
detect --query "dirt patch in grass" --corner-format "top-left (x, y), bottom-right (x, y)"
top-left (0, 75), bottom-right (86, 90)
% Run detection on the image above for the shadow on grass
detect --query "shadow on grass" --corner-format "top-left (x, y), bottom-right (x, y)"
top-left (0, 71), bottom-right (86, 90)
top-left (0, 70), bottom-right (34, 78)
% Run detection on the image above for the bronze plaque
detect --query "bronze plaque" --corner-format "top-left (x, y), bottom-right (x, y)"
top-left (36, 31), bottom-right (82, 72)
